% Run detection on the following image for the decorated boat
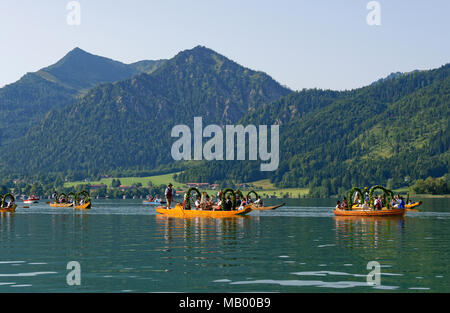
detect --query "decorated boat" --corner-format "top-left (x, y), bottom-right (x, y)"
top-left (335, 185), bottom-right (418, 217)
top-left (334, 207), bottom-right (406, 217)
top-left (155, 187), bottom-right (251, 218)
top-left (0, 194), bottom-right (17, 213)
top-left (49, 193), bottom-right (73, 207)
top-left (74, 190), bottom-right (91, 210)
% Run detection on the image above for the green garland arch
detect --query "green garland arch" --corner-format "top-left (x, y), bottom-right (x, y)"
top-left (246, 190), bottom-right (259, 202)
top-left (1, 193), bottom-right (15, 208)
top-left (67, 192), bottom-right (76, 203)
top-left (369, 185), bottom-right (394, 209)
top-left (221, 188), bottom-right (236, 210)
top-left (57, 193), bottom-right (68, 202)
top-left (234, 189), bottom-right (244, 201)
top-left (75, 190), bottom-right (90, 205)
top-left (348, 187), bottom-right (363, 205)
top-left (183, 187), bottom-right (201, 210)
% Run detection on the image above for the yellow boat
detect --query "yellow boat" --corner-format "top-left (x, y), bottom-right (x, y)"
top-left (250, 203), bottom-right (285, 211)
top-left (74, 202), bottom-right (91, 210)
top-left (73, 191), bottom-right (91, 210)
top-left (334, 207), bottom-right (406, 217)
top-left (155, 203), bottom-right (252, 218)
top-left (406, 201), bottom-right (422, 209)
top-left (0, 204), bottom-right (17, 213)
top-left (49, 202), bottom-right (73, 207)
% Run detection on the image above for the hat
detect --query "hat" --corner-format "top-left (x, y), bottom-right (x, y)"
top-left (168, 183), bottom-right (173, 187)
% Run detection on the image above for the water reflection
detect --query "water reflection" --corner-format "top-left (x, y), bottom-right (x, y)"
top-left (155, 215), bottom-right (252, 245)
top-left (334, 216), bottom-right (405, 249)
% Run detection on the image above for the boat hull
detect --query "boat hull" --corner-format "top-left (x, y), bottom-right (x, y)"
top-left (405, 201), bottom-right (422, 209)
top-left (74, 202), bottom-right (91, 210)
top-left (334, 208), bottom-right (406, 217)
top-left (49, 203), bottom-right (73, 207)
top-left (0, 204), bottom-right (17, 213)
top-left (24, 200), bottom-right (39, 204)
top-left (250, 203), bottom-right (285, 211)
top-left (155, 204), bottom-right (252, 218)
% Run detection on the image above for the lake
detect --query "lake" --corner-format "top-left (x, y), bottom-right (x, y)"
top-left (1, 198), bottom-right (449, 292)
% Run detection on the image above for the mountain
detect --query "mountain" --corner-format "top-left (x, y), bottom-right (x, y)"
top-left (1, 46), bottom-right (291, 177)
top-left (0, 48), bottom-right (166, 144)
top-left (177, 64), bottom-right (450, 194)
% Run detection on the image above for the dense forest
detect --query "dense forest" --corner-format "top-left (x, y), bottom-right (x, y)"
top-left (177, 64), bottom-right (450, 195)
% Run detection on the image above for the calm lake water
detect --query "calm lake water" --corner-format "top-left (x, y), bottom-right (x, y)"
top-left (0, 197), bottom-right (449, 292)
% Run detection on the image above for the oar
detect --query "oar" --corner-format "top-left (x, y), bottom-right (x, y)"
top-left (46, 201), bottom-right (51, 204)
top-left (406, 208), bottom-right (419, 212)
top-left (23, 206), bottom-right (30, 208)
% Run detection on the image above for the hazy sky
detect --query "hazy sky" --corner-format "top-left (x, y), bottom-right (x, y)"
top-left (1, 0), bottom-right (449, 90)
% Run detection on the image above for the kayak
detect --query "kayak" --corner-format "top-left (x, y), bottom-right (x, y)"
top-left (334, 207), bottom-right (406, 217)
top-left (250, 203), bottom-right (285, 211)
top-left (74, 202), bottom-right (91, 210)
top-left (49, 202), bottom-right (73, 207)
top-left (155, 204), bottom-right (252, 218)
top-left (0, 204), bottom-right (17, 213)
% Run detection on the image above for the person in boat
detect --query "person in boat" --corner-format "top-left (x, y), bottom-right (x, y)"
top-left (217, 189), bottom-right (223, 200)
top-left (235, 195), bottom-right (241, 208)
top-left (362, 200), bottom-right (370, 210)
top-left (194, 196), bottom-right (201, 210)
top-left (204, 195), bottom-right (213, 210)
top-left (397, 196), bottom-right (405, 209)
top-left (224, 196), bottom-right (232, 211)
top-left (341, 197), bottom-right (348, 210)
top-left (335, 200), bottom-right (341, 210)
top-left (216, 199), bottom-right (222, 210)
top-left (6, 198), bottom-right (15, 208)
top-left (165, 183), bottom-right (174, 209)
top-left (238, 198), bottom-right (247, 210)
top-left (254, 196), bottom-right (263, 207)
top-left (353, 193), bottom-right (361, 205)
top-left (238, 199), bottom-right (246, 211)
top-left (374, 196), bottom-right (382, 211)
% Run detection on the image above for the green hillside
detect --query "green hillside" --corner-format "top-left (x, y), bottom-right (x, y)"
top-left (1, 46), bottom-right (290, 177)
top-left (0, 47), bottom-right (166, 145)
top-left (177, 64), bottom-right (450, 195)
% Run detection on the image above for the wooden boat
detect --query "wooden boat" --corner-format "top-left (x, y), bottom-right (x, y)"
top-left (406, 201), bottom-right (422, 209)
top-left (155, 203), bottom-right (252, 218)
top-left (250, 203), bottom-right (285, 211)
top-left (334, 207), bottom-right (406, 217)
top-left (74, 202), bottom-right (91, 210)
top-left (0, 204), bottom-right (17, 213)
top-left (49, 202), bottom-right (73, 207)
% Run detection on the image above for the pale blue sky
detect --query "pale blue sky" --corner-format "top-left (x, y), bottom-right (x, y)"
top-left (1, 0), bottom-right (449, 90)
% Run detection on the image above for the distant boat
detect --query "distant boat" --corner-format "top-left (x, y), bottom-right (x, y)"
top-left (143, 199), bottom-right (166, 205)
top-left (24, 195), bottom-right (40, 204)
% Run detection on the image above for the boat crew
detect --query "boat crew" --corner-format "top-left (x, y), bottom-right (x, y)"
top-left (165, 183), bottom-right (174, 209)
